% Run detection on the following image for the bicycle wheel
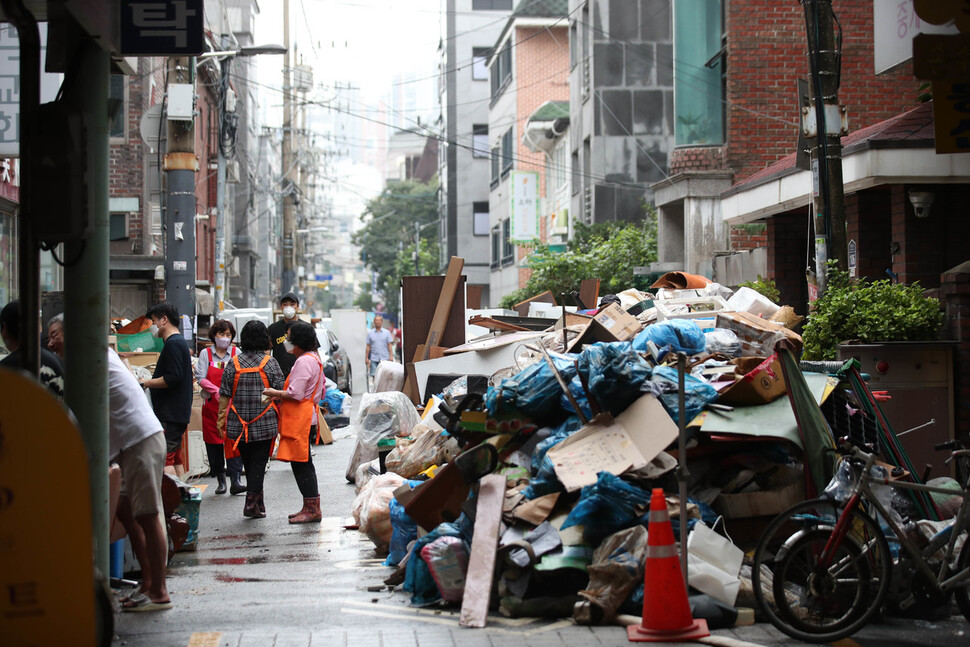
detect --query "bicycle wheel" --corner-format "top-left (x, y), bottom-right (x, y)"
top-left (954, 529), bottom-right (970, 621)
top-left (752, 498), bottom-right (891, 643)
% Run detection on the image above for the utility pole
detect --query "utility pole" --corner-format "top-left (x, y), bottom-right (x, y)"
top-left (164, 56), bottom-right (198, 328)
top-left (802, 0), bottom-right (847, 297)
top-left (281, 0), bottom-right (297, 295)
top-left (214, 33), bottom-right (230, 317)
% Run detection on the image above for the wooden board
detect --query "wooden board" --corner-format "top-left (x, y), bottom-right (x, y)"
top-left (512, 290), bottom-right (556, 317)
top-left (579, 279), bottom-right (600, 310)
top-left (467, 315), bottom-right (529, 332)
top-left (459, 474), bottom-right (506, 628)
top-left (401, 269), bottom-right (467, 367)
top-left (425, 257), bottom-right (465, 351)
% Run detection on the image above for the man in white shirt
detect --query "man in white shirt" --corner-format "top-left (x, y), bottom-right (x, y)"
top-left (108, 348), bottom-right (171, 611)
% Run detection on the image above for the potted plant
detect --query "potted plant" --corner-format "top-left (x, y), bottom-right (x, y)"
top-left (802, 261), bottom-right (944, 361)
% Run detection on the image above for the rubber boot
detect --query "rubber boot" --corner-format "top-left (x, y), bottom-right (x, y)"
top-left (289, 496), bottom-right (322, 524)
top-left (215, 474), bottom-right (227, 495)
top-left (243, 493), bottom-right (265, 519)
top-left (229, 470), bottom-right (246, 495)
top-left (257, 492), bottom-right (266, 515)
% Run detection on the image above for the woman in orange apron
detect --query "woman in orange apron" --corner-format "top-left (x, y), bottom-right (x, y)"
top-left (262, 321), bottom-right (326, 524)
top-left (195, 319), bottom-right (243, 495)
top-left (217, 320), bottom-right (285, 519)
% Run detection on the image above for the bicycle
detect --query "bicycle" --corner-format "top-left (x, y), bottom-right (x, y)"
top-left (751, 439), bottom-right (970, 643)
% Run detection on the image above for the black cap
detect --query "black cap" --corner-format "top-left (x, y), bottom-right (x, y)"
top-left (280, 292), bottom-right (299, 305)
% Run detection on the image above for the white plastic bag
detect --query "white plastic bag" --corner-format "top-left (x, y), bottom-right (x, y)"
top-left (353, 472), bottom-right (405, 552)
top-left (356, 391), bottom-right (421, 451)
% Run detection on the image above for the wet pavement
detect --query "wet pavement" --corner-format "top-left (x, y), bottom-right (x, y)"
top-left (113, 421), bottom-right (970, 647)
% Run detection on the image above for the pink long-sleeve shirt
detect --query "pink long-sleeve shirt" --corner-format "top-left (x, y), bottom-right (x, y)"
top-left (285, 352), bottom-right (326, 425)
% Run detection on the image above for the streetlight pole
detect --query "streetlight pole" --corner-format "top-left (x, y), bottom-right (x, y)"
top-left (212, 40), bottom-right (285, 318)
top-left (281, 0), bottom-right (297, 295)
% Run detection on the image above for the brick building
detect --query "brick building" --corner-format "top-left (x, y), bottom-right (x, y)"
top-left (487, 0), bottom-right (570, 301)
top-left (652, 0), bottom-right (920, 282)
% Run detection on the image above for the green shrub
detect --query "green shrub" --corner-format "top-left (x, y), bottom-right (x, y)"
top-left (801, 261), bottom-right (944, 360)
top-left (738, 275), bottom-right (780, 303)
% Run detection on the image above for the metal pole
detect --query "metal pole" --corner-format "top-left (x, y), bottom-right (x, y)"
top-left (214, 35), bottom-right (230, 317)
top-left (3, 0), bottom-right (39, 376)
top-left (281, 0), bottom-right (296, 294)
top-left (63, 37), bottom-right (111, 578)
top-left (677, 353), bottom-right (689, 586)
top-left (164, 56), bottom-right (197, 330)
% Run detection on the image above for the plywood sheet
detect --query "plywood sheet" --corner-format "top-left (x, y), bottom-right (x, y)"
top-left (459, 474), bottom-right (506, 628)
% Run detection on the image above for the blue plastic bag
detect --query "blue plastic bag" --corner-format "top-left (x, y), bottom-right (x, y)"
top-left (561, 472), bottom-right (651, 543)
top-left (403, 515), bottom-right (473, 606)
top-left (576, 342), bottom-right (652, 416)
top-left (321, 387), bottom-right (347, 414)
top-left (484, 351), bottom-right (579, 419)
top-left (644, 365), bottom-right (718, 425)
top-left (521, 416), bottom-right (584, 499)
top-left (385, 497), bottom-right (418, 567)
top-left (632, 319), bottom-right (706, 358)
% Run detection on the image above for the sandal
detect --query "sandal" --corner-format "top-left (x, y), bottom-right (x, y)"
top-left (121, 591), bottom-right (172, 612)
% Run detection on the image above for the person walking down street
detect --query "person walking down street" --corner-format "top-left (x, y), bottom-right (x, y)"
top-left (106, 348), bottom-right (171, 612)
top-left (195, 319), bottom-right (244, 495)
top-left (217, 320), bottom-right (284, 518)
top-left (365, 314), bottom-right (393, 392)
top-left (268, 292), bottom-right (301, 378)
top-left (139, 303), bottom-right (193, 478)
top-left (262, 322), bottom-right (325, 524)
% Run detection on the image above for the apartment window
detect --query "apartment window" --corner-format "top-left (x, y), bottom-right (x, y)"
top-left (109, 213), bottom-right (128, 240)
top-left (490, 40), bottom-right (512, 103)
top-left (501, 128), bottom-right (513, 175)
top-left (472, 47), bottom-right (489, 81)
top-left (674, 0), bottom-right (725, 145)
top-left (473, 0), bottom-right (512, 10)
top-left (472, 124), bottom-right (489, 158)
top-left (490, 146), bottom-right (500, 187)
top-left (490, 226), bottom-right (501, 269)
top-left (109, 74), bottom-right (127, 139)
top-left (473, 202), bottom-right (489, 236)
top-left (502, 219), bottom-right (513, 264)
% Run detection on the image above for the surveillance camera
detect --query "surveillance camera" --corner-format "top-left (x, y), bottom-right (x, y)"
top-left (908, 190), bottom-right (934, 219)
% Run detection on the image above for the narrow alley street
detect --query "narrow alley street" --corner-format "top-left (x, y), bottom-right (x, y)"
top-left (114, 420), bottom-right (970, 647)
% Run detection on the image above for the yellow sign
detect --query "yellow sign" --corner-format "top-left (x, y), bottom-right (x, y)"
top-left (915, 0), bottom-right (970, 33)
top-left (931, 80), bottom-right (970, 153)
top-left (0, 368), bottom-right (95, 645)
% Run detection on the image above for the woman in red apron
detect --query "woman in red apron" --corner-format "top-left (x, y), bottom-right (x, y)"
top-left (195, 320), bottom-right (243, 494)
top-left (262, 321), bottom-right (325, 524)
top-left (217, 320), bottom-right (285, 518)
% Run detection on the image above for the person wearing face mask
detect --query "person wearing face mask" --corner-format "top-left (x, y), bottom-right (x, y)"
top-left (139, 302), bottom-right (193, 477)
top-left (262, 321), bottom-right (325, 524)
top-left (194, 319), bottom-right (245, 495)
top-left (268, 292), bottom-right (301, 378)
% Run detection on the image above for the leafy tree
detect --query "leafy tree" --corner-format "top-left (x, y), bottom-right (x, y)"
top-left (802, 261), bottom-right (944, 360)
top-left (499, 209), bottom-right (658, 309)
top-left (353, 283), bottom-right (375, 312)
top-left (352, 178), bottom-right (439, 314)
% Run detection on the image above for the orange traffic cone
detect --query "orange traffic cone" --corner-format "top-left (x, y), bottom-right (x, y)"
top-left (628, 488), bottom-right (709, 643)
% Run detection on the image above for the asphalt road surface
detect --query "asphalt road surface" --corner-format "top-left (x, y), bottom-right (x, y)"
top-left (114, 412), bottom-right (970, 647)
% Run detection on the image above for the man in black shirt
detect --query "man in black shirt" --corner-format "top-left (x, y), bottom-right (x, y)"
top-left (139, 302), bottom-right (193, 477)
top-left (0, 300), bottom-right (65, 399)
top-left (267, 292), bottom-right (301, 377)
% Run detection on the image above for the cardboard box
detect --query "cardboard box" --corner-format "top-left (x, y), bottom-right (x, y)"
top-left (568, 303), bottom-right (642, 351)
top-left (715, 311), bottom-right (802, 357)
top-left (718, 355), bottom-right (788, 406)
top-left (119, 351), bottom-right (160, 368)
top-left (188, 393), bottom-right (204, 432)
top-left (713, 465), bottom-right (805, 518)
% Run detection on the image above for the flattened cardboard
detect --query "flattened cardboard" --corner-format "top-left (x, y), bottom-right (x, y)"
top-left (547, 394), bottom-right (678, 491)
top-left (718, 355), bottom-right (787, 406)
top-left (513, 492), bottom-right (560, 525)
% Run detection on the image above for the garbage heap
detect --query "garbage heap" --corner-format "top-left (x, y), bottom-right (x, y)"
top-left (347, 275), bottom-right (813, 629)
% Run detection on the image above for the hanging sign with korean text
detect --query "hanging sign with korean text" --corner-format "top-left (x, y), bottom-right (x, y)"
top-left (509, 170), bottom-right (539, 243)
top-left (120, 0), bottom-right (205, 56)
